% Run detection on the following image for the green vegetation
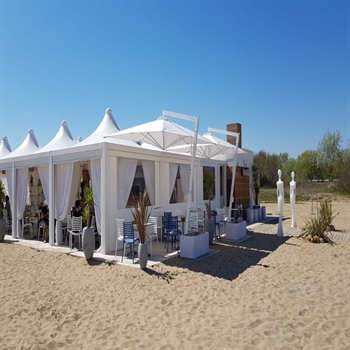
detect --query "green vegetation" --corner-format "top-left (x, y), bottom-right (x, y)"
top-left (253, 131), bottom-right (350, 198)
top-left (299, 199), bottom-right (339, 244)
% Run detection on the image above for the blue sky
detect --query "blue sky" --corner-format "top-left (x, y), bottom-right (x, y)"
top-left (1, 0), bottom-right (349, 159)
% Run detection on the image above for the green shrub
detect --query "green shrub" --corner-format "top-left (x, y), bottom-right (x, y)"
top-left (300, 199), bottom-right (338, 243)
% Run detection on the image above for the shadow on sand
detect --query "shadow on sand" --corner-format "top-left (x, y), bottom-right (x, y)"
top-left (159, 231), bottom-right (291, 281)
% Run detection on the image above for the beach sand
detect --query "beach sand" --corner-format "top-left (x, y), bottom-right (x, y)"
top-left (1, 201), bottom-right (349, 350)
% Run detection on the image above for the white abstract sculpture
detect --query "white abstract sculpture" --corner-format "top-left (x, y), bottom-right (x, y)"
top-left (290, 171), bottom-right (297, 228)
top-left (277, 169), bottom-right (284, 237)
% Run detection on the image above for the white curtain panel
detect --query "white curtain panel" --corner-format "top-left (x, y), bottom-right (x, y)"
top-left (38, 166), bottom-right (50, 205)
top-left (54, 163), bottom-right (74, 245)
top-left (168, 163), bottom-right (179, 203)
top-left (5, 170), bottom-right (12, 204)
top-left (117, 158), bottom-right (137, 209)
top-left (142, 160), bottom-right (155, 206)
top-left (179, 164), bottom-right (191, 202)
top-left (1, 175), bottom-right (9, 196)
top-left (67, 162), bottom-right (82, 214)
top-left (16, 168), bottom-right (28, 238)
top-left (90, 159), bottom-right (101, 233)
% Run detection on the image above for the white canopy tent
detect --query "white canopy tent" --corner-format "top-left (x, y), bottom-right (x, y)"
top-left (0, 108), bottom-right (253, 253)
top-left (106, 110), bottom-right (212, 234)
top-left (1, 129), bottom-right (40, 238)
top-left (0, 136), bottom-right (12, 195)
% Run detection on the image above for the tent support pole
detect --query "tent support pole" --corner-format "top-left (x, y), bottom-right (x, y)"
top-left (162, 110), bottom-right (199, 235)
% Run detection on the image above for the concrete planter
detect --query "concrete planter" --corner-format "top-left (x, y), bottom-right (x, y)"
top-left (205, 218), bottom-right (215, 245)
top-left (138, 243), bottom-right (148, 269)
top-left (82, 227), bottom-right (95, 260)
top-left (0, 218), bottom-right (5, 243)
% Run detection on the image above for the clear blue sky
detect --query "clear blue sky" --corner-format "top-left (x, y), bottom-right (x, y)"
top-left (1, 0), bottom-right (349, 158)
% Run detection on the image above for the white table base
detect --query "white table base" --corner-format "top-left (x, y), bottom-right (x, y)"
top-left (180, 231), bottom-right (209, 259)
top-left (225, 221), bottom-right (250, 242)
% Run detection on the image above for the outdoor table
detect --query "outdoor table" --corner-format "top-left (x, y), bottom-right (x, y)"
top-left (180, 231), bottom-right (209, 259)
top-left (225, 220), bottom-right (247, 241)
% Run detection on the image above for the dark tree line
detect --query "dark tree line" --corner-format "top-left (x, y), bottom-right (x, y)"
top-left (253, 131), bottom-right (350, 194)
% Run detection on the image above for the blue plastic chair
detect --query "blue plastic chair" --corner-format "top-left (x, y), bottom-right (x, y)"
top-left (122, 221), bottom-right (139, 263)
top-left (164, 216), bottom-right (181, 253)
top-left (162, 212), bottom-right (172, 241)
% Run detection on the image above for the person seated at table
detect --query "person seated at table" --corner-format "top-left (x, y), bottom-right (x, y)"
top-left (38, 204), bottom-right (49, 240)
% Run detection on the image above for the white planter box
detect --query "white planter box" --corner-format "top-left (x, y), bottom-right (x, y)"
top-left (180, 231), bottom-right (209, 259)
top-left (225, 221), bottom-right (247, 241)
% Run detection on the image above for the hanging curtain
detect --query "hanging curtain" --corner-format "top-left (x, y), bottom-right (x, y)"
top-left (67, 163), bottom-right (82, 214)
top-left (54, 163), bottom-right (74, 245)
top-left (90, 159), bottom-right (101, 234)
top-left (142, 160), bottom-right (155, 206)
top-left (5, 170), bottom-right (12, 201)
top-left (117, 158), bottom-right (137, 209)
top-left (38, 166), bottom-right (50, 204)
top-left (168, 163), bottom-right (178, 203)
top-left (179, 164), bottom-right (191, 202)
top-left (16, 168), bottom-right (28, 238)
top-left (1, 174), bottom-right (9, 196)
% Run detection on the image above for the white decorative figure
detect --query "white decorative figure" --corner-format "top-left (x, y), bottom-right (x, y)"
top-left (290, 171), bottom-right (297, 228)
top-left (277, 169), bottom-right (284, 237)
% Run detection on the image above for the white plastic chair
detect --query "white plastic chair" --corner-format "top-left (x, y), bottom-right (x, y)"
top-left (115, 218), bottom-right (124, 258)
top-left (189, 212), bottom-right (198, 232)
top-left (64, 215), bottom-right (72, 246)
top-left (21, 215), bottom-right (33, 238)
top-left (147, 217), bottom-right (159, 257)
top-left (216, 208), bottom-right (225, 237)
top-left (197, 211), bottom-right (205, 232)
top-left (68, 216), bottom-right (83, 250)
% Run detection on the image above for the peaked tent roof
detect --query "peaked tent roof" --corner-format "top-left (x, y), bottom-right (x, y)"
top-left (2, 129), bottom-right (40, 159)
top-left (0, 136), bottom-right (12, 159)
top-left (74, 108), bottom-right (120, 146)
top-left (34, 121), bottom-right (77, 154)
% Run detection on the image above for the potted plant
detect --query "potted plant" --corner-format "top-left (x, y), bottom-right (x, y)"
top-left (131, 190), bottom-right (152, 269)
top-left (0, 179), bottom-right (6, 242)
top-left (82, 185), bottom-right (95, 260)
top-left (203, 174), bottom-right (216, 244)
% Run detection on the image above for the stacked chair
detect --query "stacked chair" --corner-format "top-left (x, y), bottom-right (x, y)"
top-left (163, 214), bottom-right (181, 253)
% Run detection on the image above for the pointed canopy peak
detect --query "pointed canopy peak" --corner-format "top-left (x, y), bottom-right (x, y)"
top-left (0, 136), bottom-right (12, 158)
top-left (3, 129), bottom-right (40, 158)
top-left (35, 120), bottom-right (76, 153)
top-left (76, 108), bottom-right (120, 146)
top-left (1, 136), bottom-right (12, 152)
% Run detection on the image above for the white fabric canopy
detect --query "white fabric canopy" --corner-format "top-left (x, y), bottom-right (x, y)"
top-left (169, 132), bottom-right (247, 159)
top-left (142, 160), bottom-right (155, 206)
top-left (117, 158), bottom-right (137, 209)
top-left (16, 168), bottom-right (28, 238)
top-left (179, 164), bottom-right (191, 202)
top-left (54, 163), bottom-right (74, 245)
top-left (107, 116), bottom-right (212, 150)
top-left (90, 159), bottom-right (101, 234)
top-left (169, 163), bottom-right (178, 203)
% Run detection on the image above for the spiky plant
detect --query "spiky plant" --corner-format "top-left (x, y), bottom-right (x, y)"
top-left (131, 190), bottom-right (152, 244)
top-left (300, 199), bottom-right (338, 243)
top-left (204, 174), bottom-right (215, 219)
top-left (82, 185), bottom-right (94, 227)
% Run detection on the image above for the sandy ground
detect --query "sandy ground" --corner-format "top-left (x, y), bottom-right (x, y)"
top-left (262, 198), bottom-right (350, 234)
top-left (0, 200), bottom-right (349, 350)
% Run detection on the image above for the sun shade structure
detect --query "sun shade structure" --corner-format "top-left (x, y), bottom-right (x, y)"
top-left (106, 116), bottom-right (212, 150)
top-left (169, 132), bottom-right (247, 159)
top-left (107, 110), bottom-right (211, 234)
